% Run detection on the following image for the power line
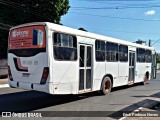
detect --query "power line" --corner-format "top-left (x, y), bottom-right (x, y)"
top-left (0, 23), bottom-right (13, 30)
top-left (69, 12), bottom-right (160, 22)
top-left (0, 26), bottom-right (9, 30)
top-left (0, 23), bottom-right (13, 28)
top-left (89, 28), bottom-right (160, 35)
top-left (150, 40), bottom-right (160, 42)
top-left (71, 5), bottom-right (160, 10)
top-left (72, 3), bottom-right (160, 8)
top-left (71, 2), bottom-right (160, 10)
top-left (150, 39), bottom-right (160, 45)
top-left (81, 0), bottom-right (155, 1)
top-left (151, 39), bottom-right (160, 46)
top-left (64, 24), bottom-right (160, 35)
top-left (75, 2), bottom-right (160, 5)
top-left (73, 1), bottom-right (160, 11)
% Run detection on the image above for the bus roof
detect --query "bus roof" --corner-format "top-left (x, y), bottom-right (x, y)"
top-left (10, 22), bottom-right (155, 51)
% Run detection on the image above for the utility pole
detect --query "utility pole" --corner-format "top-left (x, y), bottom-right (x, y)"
top-left (149, 39), bottom-right (151, 47)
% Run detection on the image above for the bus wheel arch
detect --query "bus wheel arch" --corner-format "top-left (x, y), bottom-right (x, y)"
top-left (100, 74), bottom-right (113, 95)
top-left (146, 71), bottom-right (149, 79)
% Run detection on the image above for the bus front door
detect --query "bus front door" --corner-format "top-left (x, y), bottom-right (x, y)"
top-left (151, 53), bottom-right (157, 79)
top-left (128, 51), bottom-right (135, 84)
top-left (79, 44), bottom-right (93, 92)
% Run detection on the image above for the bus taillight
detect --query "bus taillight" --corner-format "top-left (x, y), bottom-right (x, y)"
top-left (8, 66), bottom-right (13, 81)
top-left (40, 67), bottom-right (49, 84)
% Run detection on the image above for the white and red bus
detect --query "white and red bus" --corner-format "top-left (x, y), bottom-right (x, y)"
top-left (8, 22), bottom-right (157, 95)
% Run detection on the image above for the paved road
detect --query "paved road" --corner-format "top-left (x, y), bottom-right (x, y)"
top-left (0, 74), bottom-right (160, 120)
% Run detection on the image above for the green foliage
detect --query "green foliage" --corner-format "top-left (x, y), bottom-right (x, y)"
top-left (157, 56), bottom-right (160, 63)
top-left (0, 30), bottom-right (8, 59)
top-left (0, 0), bottom-right (70, 25)
top-left (0, 0), bottom-right (70, 58)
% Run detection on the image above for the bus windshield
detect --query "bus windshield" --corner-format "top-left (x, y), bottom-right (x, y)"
top-left (9, 25), bottom-right (46, 57)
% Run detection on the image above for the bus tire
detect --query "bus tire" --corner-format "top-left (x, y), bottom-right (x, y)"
top-left (101, 77), bottom-right (112, 95)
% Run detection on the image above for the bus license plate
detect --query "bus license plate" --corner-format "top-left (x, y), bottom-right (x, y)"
top-left (22, 73), bottom-right (30, 77)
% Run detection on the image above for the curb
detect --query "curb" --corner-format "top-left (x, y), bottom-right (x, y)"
top-left (0, 84), bottom-right (9, 88)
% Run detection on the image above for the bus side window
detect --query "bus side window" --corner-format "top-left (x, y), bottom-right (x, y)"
top-left (119, 45), bottom-right (128, 62)
top-left (145, 50), bottom-right (152, 63)
top-left (54, 33), bottom-right (60, 46)
top-left (106, 42), bottom-right (118, 62)
top-left (95, 40), bottom-right (105, 61)
top-left (138, 48), bottom-right (145, 63)
top-left (53, 33), bottom-right (77, 61)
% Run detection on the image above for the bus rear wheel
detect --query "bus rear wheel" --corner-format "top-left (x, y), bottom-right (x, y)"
top-left (101, 77), bottom-right (112, 95)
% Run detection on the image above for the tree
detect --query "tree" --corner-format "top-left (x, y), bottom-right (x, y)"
top-left (0, 0), bottom-right (70, 59)
top-left (157, 55), bottom-right (160, 63)
top-left (0, 29), bottom-right (8, 59)
top-left (78, 27), bottom-right (87, 32)
top-left (0, 0), bottom-right (70, 25)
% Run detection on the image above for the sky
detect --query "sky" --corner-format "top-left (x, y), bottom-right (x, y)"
top-left (61, 0), bottom-right (160, 52)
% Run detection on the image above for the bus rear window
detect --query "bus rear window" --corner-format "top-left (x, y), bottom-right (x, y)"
top-left (9, 25), bottom-right (46, 49)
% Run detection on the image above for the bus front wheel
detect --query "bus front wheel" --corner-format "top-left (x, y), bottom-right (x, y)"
top-left (101, 77), bottom-right (112, 95)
